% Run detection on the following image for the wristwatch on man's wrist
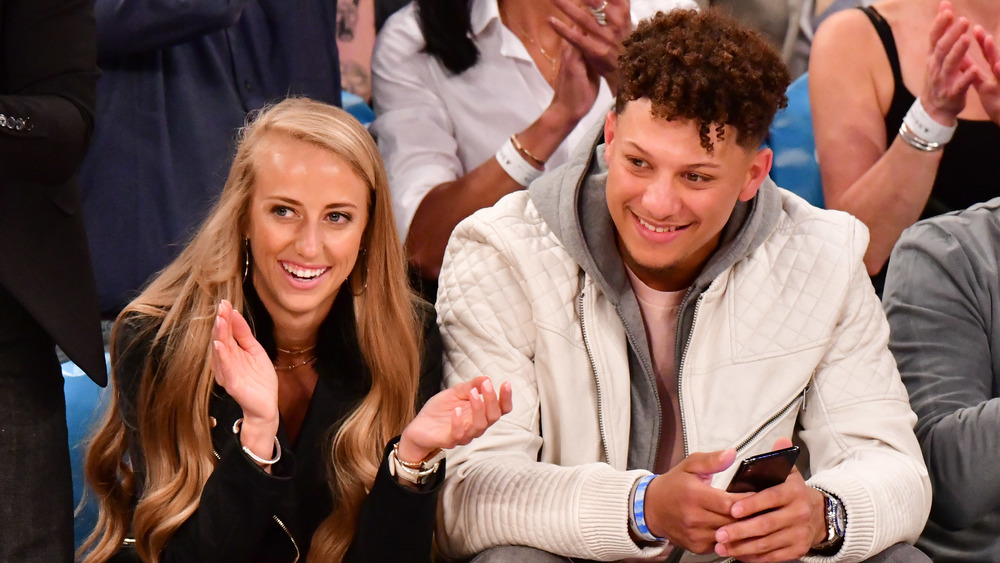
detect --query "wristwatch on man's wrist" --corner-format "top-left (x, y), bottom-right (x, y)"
top-left (388, 442), bottom-right (446, 486)
top-left (812, 487), bottom-right (846, 551)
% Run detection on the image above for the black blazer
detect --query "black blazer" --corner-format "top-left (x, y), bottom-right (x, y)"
top-left (0, 0), bottom-right (106, 384)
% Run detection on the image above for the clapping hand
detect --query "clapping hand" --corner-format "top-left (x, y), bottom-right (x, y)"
top-left (920, 1), bottom-right (978, 126)
top-left (972, 25), bottom-right (1000, 125)
top-left (211, 299), bottom-right (280, 460)
top-left (550, 0), bottom-right (630, 93)
top-left (396, 376), bottom-right (513, 464)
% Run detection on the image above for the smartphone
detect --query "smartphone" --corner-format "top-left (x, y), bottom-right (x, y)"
top-left (726, 446), bottom-right (800, 493)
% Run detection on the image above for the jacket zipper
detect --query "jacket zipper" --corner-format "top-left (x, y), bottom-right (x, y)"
top-left (272, 514), bottom-right (300, 562)
top-left (733, 381), bottom-right (811, 454)
top-left (578, 290), bottom-right (613, 465)
top-left (676, 295), bottom-right (703, 457)
top-left (213, 447), bottom-right (300, 562)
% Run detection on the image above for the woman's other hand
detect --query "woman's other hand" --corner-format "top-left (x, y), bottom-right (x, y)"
top-left (920, 1), bottom-right (978, 126)
top-left (549, 43), bottom-right (601, 128)
top-left (550, 0), bottom-right (630, 93)
top-left (396, 376), bottom-right (513, 464)
top-left (211, 299), bottom-right (280, 459)
top-left (973, 26), bottom-right (1000, 125)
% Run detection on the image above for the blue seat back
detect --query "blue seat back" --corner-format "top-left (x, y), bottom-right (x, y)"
top-left (63, 355), bottom-right (109, 549)
top-left (766, 73), bottom-right (824, 208)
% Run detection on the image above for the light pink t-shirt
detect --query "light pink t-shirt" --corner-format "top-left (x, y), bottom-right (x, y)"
top-left (626, 268), bottom-right (687, 473)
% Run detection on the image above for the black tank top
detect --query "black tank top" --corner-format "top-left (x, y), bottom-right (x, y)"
top-left (861, 6), bottom-right (1000, 293)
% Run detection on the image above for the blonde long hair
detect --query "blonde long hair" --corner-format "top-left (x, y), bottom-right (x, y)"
top-left (81, 98), bottom-right (421, 562)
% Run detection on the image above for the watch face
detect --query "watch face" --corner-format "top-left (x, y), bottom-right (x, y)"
top-left (834, 500), bottom-right (847, 536)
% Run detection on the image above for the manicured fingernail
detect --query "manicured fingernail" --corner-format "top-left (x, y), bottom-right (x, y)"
top-left (483, 379), bottom-right (494, 394)
top-left (454, 407), bottom-right (462, 417)
top-left (213, 341), bottom-right (222, 351)
top-left (471, 388), bottom-right (480, 400)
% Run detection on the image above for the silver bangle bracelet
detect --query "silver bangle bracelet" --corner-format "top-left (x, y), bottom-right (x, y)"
top-left (232, 418), bottom-right (281, 466)
top-left (898, 122), bottom-right (944, 152)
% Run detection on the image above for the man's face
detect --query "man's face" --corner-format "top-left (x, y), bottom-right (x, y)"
top-left (604, 99), bottom-right (772, 292)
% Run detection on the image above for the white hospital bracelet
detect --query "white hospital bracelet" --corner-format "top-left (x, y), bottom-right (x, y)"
top-left (496, 137), bottom-right (543, 187)
top-left (903, 98), bottom-right (956, 147)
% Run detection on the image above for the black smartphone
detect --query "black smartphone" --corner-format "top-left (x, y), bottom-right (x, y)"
top-left (726, 446), bottom-right (800, 493)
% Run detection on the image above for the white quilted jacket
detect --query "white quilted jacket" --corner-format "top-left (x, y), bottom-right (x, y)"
top-left (436, 178), bottom-right (930, 561)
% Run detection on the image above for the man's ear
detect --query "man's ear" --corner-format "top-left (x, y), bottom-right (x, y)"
top-left (603, 110), bottom-right (617, 162)
top-left (738, 147), bottom-right (773, 202)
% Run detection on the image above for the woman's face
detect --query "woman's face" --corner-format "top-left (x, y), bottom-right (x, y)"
top-left (246, 132), bottom-right (369, 330)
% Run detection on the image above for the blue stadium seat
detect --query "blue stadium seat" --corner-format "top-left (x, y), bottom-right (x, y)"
top-left (766, 73), bottom-right (824, 208)
top-left (342, 91), bottom-right (375, 128)
top-left (63, 355), bottom-right (109, 549)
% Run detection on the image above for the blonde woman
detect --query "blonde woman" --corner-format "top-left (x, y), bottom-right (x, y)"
top-left (81, 97), bottom-right (511, 563)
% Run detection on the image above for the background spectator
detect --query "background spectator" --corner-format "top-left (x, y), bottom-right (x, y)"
top-left (884, 195), bottom-right (1000, 560)
top-left (80, 0), bottom-right (342, 317)
top-left (810, 0), bottom-right (1000, 293)
top-left (371, 0), bottom-right (695, 297)
top-left (0, 0), bottom-right (106, 559)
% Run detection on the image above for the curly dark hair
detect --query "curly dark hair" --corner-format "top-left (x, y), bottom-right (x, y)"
top-left (616, 9), bottom-right (790, 153)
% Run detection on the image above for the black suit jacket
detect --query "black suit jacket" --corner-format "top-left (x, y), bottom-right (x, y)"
top-left (0, 0), bottom-right (106, 385)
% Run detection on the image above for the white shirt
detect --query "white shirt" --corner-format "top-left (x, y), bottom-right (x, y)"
top-left (371, 0), bottom-right (698, 241)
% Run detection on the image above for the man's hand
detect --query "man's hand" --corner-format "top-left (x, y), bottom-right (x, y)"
top-left (713, 439), bottom-right (827, 563)
top-left (643, 449), bottom-right (740, 554)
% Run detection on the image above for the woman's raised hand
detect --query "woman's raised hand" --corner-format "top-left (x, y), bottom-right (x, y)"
top-left (211, 300), bottom-right (280, 457)
top-left (921, 1), bottom-right (978, 125)
top-left (973, 26), bottom-right (1000, 125)
top-left (396, 376), bottom-right (513, 464)
top-left (550, 0), bottom-right (630, 93)
top-left (548, 42), bottom-right (601, 128)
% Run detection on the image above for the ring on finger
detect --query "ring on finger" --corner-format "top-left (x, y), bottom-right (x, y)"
top-left (590, 0), bottom-right (608, 26)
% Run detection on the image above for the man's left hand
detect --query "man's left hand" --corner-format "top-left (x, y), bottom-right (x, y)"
top-left (712, 439), bottom-right (828, 563)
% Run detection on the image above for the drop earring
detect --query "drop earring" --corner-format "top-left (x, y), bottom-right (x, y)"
top-left (243, 238), bottom-right (251, 282)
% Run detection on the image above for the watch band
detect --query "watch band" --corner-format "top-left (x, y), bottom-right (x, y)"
top-left (388, 443), bottom-right (445, 485)
top-left (811, 487), bottom-right (846, 551)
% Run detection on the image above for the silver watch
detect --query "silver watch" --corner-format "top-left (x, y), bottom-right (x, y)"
top-left (813, 488), bottom-right (846, 550)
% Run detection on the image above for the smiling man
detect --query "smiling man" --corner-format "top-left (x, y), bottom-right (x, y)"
top-left (435, 8), bottom-right (931, 563)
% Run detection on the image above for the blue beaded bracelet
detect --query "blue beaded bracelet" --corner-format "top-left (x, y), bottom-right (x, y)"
top-left (631, 474), bottom-right (665, 542)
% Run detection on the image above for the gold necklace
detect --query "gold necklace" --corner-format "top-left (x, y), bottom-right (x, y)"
top-left (273, 355), bottom-right (317, 371)
top-left (276, 344), bottom-right (316, 355)
top-left (505, 19), bottom-right (559, 75)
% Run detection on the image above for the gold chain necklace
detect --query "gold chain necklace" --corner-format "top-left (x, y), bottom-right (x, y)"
top-left (505, 19), bottom-right (559, 75)
top-left (276, 345), bottom-right (316, 355)
top-left (273, 355), bottom-right (317, 371)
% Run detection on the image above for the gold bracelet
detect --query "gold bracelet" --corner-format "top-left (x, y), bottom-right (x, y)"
top-left (510, 134), bottom-right (546, 169)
